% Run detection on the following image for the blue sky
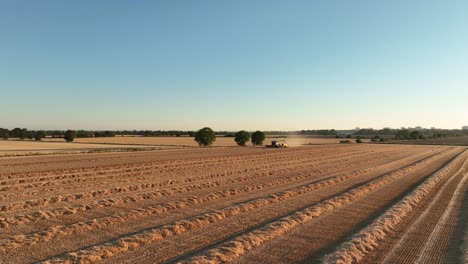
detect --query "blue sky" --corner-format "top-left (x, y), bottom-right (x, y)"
top-left (1, 1), bottom-right (467, 130)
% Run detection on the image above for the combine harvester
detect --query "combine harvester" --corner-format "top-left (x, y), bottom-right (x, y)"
top-left (266, 140), bottom-right (289, 148)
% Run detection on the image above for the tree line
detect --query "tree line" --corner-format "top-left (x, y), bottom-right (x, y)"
top-left (0, 128), bottom-right (45, 141)
top-left (0, 127), bottom-right (268, 146)
top-left (355, 128), bottom-right (467, 140)
top-left (194, 127), bottom-right (265, 147)
top-left (1, 126), bottom-right (466, 143)
top-left (0, 128), bottom-right (202, 140)
top-left (299, 129), bottom-right (337, 136)
top-left (0, 128), bottom-right (119, 141)
top-left (62, 127), bottom-right (267, 146)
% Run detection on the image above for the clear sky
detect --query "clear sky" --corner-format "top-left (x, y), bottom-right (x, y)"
top-left (1, 1), bottom-right (467, 131)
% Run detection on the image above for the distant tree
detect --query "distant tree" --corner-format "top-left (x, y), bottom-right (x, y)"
top-left (0, 128), bottom-right (9, 139)
top-left (35, 131), bottom-right (46, 141)
top-left (356, 137), bottom-right (363, 143)
top-left (94, 131), bottom-right (116, 137)
top-left (19, 128), bottom-right (28, 140)
top-left (27, 130), bottom-right (35, 140)
top-left (49, 130), bottom-right (63, 138)
top-left (251, 131), bottom-right (266, 146)
top-left (11, 128), bottom-right (21, 138)
top-left (64, 130), bottom-right (76, 142)
top-left (76, 130), bottom-right (92, 138)
top-left (395, 129), bottom-right (410, 140)
top-left (234, 130), bottom-right (250, 146)
top-left (346, 134), bottom-right (352, 139)
top-left (409, 131), bottom-right (420, 140)
top-left (409, 130), bottom-right (421, 140)
top-left (11, 128), bottom-right (28, 139)
top-left (194, 127), bottom-right (216, 147)
top-left (382, 128), bottom-right (392, 135)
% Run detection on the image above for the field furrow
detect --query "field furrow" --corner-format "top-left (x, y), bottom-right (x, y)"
top-left (324, 149), bottom-right (468, 264)
top-left (0, 144), bottom-right (465, 264)
top-left (0, 146), bottom-right (412, 229)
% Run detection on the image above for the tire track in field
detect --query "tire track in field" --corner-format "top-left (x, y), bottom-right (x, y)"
top-left (0, 147), bottom-right (406, 226)
top-left (37, 147), bottom-right (454, 263)
top-left (138, 148), bottom-right (457, 264)
top-left (462, 190), bottom-right (468, 264)
top-left (0, 147), bottom-right (344, 179)
top-left (375, 155), bottom-right (468, 264)
top-left (0, 147), bottom-right (430, 252)
top-left (1, 146), bottom-right (406, 187)
top-left (227, 148), bottom-right (461, 264)
top-left (0, 149), bottom-right (375, 200)
top-left (167, 148), bottom-right (460, 264)
top-left (0, 148), bottom-right (373, 192)
top-left (323, 149), bottom-right (468, 264)
top-left (415, 168), bottom-right (468, 263)
top-left (0, 148), bottom-right (372, 194)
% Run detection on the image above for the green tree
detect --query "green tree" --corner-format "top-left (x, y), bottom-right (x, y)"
top-left (94, 131), bottom-right (116, 137)
top-left (27, 130), bottom-right (35, 140)
top-left (20, 128), bottom-right (29, 140)
top-left (76, 130), bottom-right (92, 138)
top-left (194, 127), bottom-right (216, 147)
top-left (395, 129), bottom-right (410, 140)
top-left (35, 131), bottom-right (46, 141)
top-left (64, 130), bottom-right (76, 142)
top-left (11, 128), bottom-right (21, 138)
top-left (234, 130), bottom-right (250, 146)
top-left (409, 130), bottom-right (420, 140)
top-left (0, 128), bottom-right (9, 139)
top-left (251, 131), bottom-right (266, 146)
top-left (11, 128), bottom-right (28, 139)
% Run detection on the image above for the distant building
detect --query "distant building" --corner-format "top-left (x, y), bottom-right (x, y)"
top-left (463, 126), bottom-right (468, 130)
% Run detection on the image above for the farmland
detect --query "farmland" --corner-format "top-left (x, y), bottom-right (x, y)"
top-left (53, 135), bottom-right (362, 147)
top-left (392, 136), bottom-right (468, 146)
top-left (0, 140), bottom-right (154, 157)
top-left (0, 144), bottom-right (466, 263)
top-left (0, 136), bottom-right (358, 157)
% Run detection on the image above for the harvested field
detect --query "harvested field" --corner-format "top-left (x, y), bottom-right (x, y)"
top-left (1, 136), bottom-right (352, 157)
top-left (47, 136), bottom-right (367, 147)
top-left (392, 136), bottom-right (468, 146)
top-left (0, 144), bottom-right (466, 263)
top-left (0, 140), bottom-right (155, 157)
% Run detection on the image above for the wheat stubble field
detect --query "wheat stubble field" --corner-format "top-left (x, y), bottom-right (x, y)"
top-left (0, 144), bottom-right (467, 264)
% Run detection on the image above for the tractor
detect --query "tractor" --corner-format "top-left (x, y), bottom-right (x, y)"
top-left (266, 140), bottom-right (288, 148)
